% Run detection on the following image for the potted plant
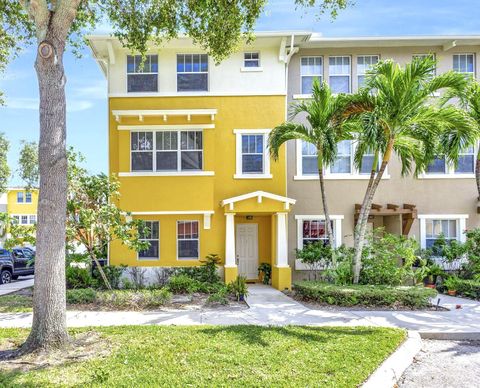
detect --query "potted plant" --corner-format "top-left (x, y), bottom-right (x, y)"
top-left (425, 263), bottom-right (444, 288)
top-left (258, 263), bottom-right (272, 285)
top-left (444, 276), bottom-right (459, 296)
top-left (228, 275), bottom-right (249, 301)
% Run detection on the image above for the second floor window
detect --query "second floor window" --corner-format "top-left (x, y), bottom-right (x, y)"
top-left (357, 55), bottom-right (379, 88)
top-left (131, 131), bottom-right (203, 172)
top-left (17, 192), bottom-right (24, 203)
top-left (329, 140), bottom-right (352, 174)
top-left (329, 56), bottom-right (351, 94)
top-left (453, 54), bottom-right (475, 78)
top-left (127, 55), bottom-right (158, 93)
top-left (25, 192), bottom-right (32, 203)
top-left (301, 141), bottom-right (318, 175)
top-left (177, 54), bottom-right (208, 92)
top-left (241, 135), bottom-right (264, 174)
top-left (244, 52), bottom-right (260, 67)
top-left (426, 147), bottom-right (475, 175)
top-left (301, 56), bottom-right (323, 94)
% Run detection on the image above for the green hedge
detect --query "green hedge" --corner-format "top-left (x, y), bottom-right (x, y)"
top-left (293, 282), bottom-right (437, 309)
top-left (455, 279), bottom-right (480, 300)
top-left (66, 288), bottom-right (172, 309)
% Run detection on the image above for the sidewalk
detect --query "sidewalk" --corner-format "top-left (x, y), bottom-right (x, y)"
top-left (0, 284), bottom-right (479, 335)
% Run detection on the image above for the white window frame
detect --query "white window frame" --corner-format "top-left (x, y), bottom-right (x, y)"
top-left (294, 140), bottom-right (389, 180)
top-left (176, 53), bottom-right (209, 92)
top-left (298, 56), bottom-right (323, 97)
top-left (126, 54), bottom-right (159, 93)
top-left (11, 214), bottom-right (36, 225)
top-left (356, 55), bottom-right (379, 89)
top-left (419, 214), bottom-right (468, 250)
top-left (234, 129), bottom-right (272, 179)
top-left (177, 220), bottom-right (200, 260)
top-left (329, 56), bottom-right (351, 94)
top-left (241, 52), bottom-right (262, 72)
top-left (16, 192), bottom-right (24, 203)
top-left (130, 129), bottom-right (204, 173)
top-left (29, 215), bottom-right (37, 224)
top-left (138, 220), bottom-right (160, 260)
top-left (420, 145), bottom-right (477, 179)
top-left (453, 53), bottom-right (476, 78)
top-left (295, 215), bottom-right (344, 270)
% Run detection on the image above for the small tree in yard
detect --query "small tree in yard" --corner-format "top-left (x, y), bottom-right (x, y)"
top-left (1, 0), bottom-right (351, 354)
top-left (18, 140), bottom-right (39, 190)
top-left (345, 57), bottom-right (478, 283)
top-left (66, 171), bottom-right (149, 290)
top-left (0, 133), bottom-right (10, 194)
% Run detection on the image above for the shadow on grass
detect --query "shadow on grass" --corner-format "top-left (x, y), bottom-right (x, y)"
top-left (198, 325), bottom-right (379, 347)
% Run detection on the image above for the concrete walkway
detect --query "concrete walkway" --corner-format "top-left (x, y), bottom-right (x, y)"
top-left (0, 276), bottom-right (34, 296)
top-left (0, 284), bottom-right (479, 335)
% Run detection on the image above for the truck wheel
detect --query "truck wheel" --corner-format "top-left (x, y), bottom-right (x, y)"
top-left (0, 270), bottom-right (12, 284)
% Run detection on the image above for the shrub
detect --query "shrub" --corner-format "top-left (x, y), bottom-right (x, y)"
top-left (454, 279), bottom-right (480, 299)
top-left (66, 266), bottom-right (93, 289)
top-left (293, 282), bottom-right (437, 309)
top-left (93, 265), bottom-right (126, 289)
top-left (462, 228), bottom-right (480, 278)
top-left (324, 246), bottom-right (354, 285)
top-left (167, 274), bottom-right (200, 294)
top-left (207, 286), bottom-right (229, 305)
top-left (296, 242), bottom-right (333, 280)
top-left (258, 263), bottom-right (272, 285)
top-left (227, 276), bottom-right (248, 301)
top-left (198, 253), bottom-right (221, 283)
top-left (66, 288), bottom-right (97, 304)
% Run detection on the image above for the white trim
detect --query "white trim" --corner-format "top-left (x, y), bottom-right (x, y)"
top-left (118, 124), bottom-right (215, 131)
top-left (221, 190), bottom-right (296, 210)
top-left (293, 174), bottom-right (390, 181)
top-left (418, 214), bottom-right (469, 249)
top-left (109, 92), bottom-right (287, 98)
top-left (112, 109), bottom-right (217, 122)
top-left (10, 214), bottom-right (37, 226)
top-left (294, 214), bottom-right (345, 220)
top-left (240, 67), bottom-right (263, 72)
top-left (131, 210), bottom-right (214, 215)
top-left (328, 55), bottom-right (352, 94)
top-left (292, 94), bottom-right (313, 100)
top-left (418, 174), bottom-right (475, 180)
top-left (234, 129), bottom-right (272, 179)
top-left (119, 171), bottom-right (214, 177)
top-left (300, 55), bottom-right (323, 95)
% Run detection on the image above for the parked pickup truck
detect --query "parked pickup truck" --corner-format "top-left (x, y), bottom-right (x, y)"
top-left (0, 248), bottom-right (35, 284)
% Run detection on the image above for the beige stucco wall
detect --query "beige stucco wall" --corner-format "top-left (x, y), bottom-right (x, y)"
top-left (286, 44), bottom-right (480, 280)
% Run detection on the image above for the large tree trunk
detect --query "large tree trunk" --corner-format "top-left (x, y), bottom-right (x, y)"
top-left (476, 148), bottom-right (480, 201)
top-left (317, 157), bottom-right (335, 248)
top-left (21, 37), bottom-right (70, 353)
top-left (352, 144), bottom-right (392, 283)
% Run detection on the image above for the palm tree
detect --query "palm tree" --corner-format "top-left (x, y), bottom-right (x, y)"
top-left (269, 80), bottom-right (349, 247)
top-left (345, 56), bottom-right (477, 283)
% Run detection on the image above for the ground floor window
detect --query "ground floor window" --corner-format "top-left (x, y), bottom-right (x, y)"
top-left (138, 221), bottom-right (159, 259)
top-left (11, 214), bottom-right (36, 226)
top-left (419, 215), bottom-right (468, 251)
top-left (295, 215), bottom-right (343, 250)
top-left (177, 220), bottom-right (199, 259)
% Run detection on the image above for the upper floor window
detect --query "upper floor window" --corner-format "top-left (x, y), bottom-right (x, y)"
top-left (425, 146), bottom-right (475, 176)
top-left (177, 54), bottom-right (208, 92)
top-left (453, 54), bottom-right (475, 78)
top-left (17, 192), bottom-right (24, 203)
top-left (359, 149), bottom-right (379, 175)
top-left (25, 192), bottom-right (32, 203)
top-left (413, 54), bottom-right (436, 77)
top-left (301, 141), bottom-right (318, 175)
top-left (329, 140), bottom-right (352, 174)
top-left (357, 55), bottom-right (379, 88)
top-left (244, 52), bottom-right (260, 67)
top-left (127, 55), bottom-right (158, 93)
top-left (177, 220), bottom-right (199, 259)
top-left (131, 130), bottom-right (203, 172)
top-left (234, 130), bottom-right (271, 179)
top-left (301, 56), bottom-right (323, 94)
top-left (329, 56), bottom-right (351, 94)
top-left (139, 221), bottom-right (159, 259)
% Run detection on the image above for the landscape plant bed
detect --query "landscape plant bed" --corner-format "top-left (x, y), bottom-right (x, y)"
top-left (0, 326), bottom-right (406, 387)
top-left (0, 288), bottom-right (246, 313)
top-left (293, 282), bottom-right (438, 310)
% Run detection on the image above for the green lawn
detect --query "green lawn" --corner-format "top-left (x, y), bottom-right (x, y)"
top-left (0, 295), bottom-right (32, 313)
top-left (0, 326), bottom-right (405, 387)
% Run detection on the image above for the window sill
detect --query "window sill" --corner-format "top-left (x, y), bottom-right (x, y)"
top-left (293, 174), bottom-right (390, 181)
top-left (418, 174), bottom-right (475, 179)
top-left (137, 257), bottom-right (160, 261)
top-left (119, 171), bottom-right (215, 177)
top-left (292, 94), bottom-right (312, 100)
top-left (240, 67), bottom-right (263, 72)
top-left (234, 174), bottom-right (273, 179)
top-left (177, 258), bottom-right (200, 261)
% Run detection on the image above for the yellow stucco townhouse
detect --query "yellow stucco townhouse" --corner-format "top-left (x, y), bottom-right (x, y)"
top-left (88, 32), bottom-right (311, 290)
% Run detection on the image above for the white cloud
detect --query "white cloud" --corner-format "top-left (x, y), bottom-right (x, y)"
top-left (3, 97), bottom-right (93, 112)
top-left (70, 81), bottom-right (107, 100)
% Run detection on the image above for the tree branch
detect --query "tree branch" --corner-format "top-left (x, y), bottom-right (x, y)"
top-left (50, 0), bottom-right (82, 42)
top-left (19, 0), bottom-right (51, 41)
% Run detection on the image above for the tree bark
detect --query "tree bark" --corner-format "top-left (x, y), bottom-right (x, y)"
top-left (21, 35), bottom-right (71, 355)
top-left (317, 156), bottom-right (335, 249)
top-left (353, 145), bottom-right (392, 283)
top-left (476, 148), bottom-right (480, 201)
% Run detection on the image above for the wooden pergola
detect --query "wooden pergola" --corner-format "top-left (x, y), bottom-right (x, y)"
top-left (354, 203), bottom-right (417, 236)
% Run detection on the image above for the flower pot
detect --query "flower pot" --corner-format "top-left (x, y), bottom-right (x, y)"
top-left (239, 294), bottom-right (245, 302)
top-left (425, 284), bottom-right (436, 289)
top-left (447, 290), bottom-right (457, 296)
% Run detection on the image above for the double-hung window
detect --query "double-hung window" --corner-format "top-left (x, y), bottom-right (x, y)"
top-left (426, 155), bottom-right (447, 174)
top-left (357, 55), bottom-right (379, 88)
top-left (138, 221), bottom-right (159, 259)
top-left (127, 55), bottom-right (158, 92)
top-left (329, 140), bottom-right (352, 174)
top-left (302, 220), bottom-right (331, 246)
top-left (455, 146), bottom-right (475, 174)
top-left (413, 54), bottom-right (436, 77)
top-left (301, 141), bottom-right (318, 175)
top-left (21, 215), bottom-right (28, 225)
top-left (244, 52), bottom-right (260, 67)
top-left (177, 221), bottom-right (199, 259)
top-left (131, 131), bottom-right (203, 172)
top-left (177, 54), bottom-right (208, 92)
top-left (17, 192), bottom-right (24, 203)
top-left (25, 192), bottom-right (32, 203)
top-left (425, 219), bottom-right (458, 249)
top-left (235, 131), bottom-right (271, 178)
top-left (329, 56), bottom-right (351, 93)
top-left (300, 56), bottom-right (323, 94)
top-left (359, 149), bottom-right (379, 175)
top-left (453, 54), bottom-right (475, 78)
top-left (29, 215), bottom-right (37, 225)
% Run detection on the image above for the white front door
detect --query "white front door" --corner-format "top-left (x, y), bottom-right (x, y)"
top-left (236, 224), bottom-right (259, 279)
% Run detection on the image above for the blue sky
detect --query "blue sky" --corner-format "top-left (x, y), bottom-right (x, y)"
top-left (0, 0), bottom-right (479, 185)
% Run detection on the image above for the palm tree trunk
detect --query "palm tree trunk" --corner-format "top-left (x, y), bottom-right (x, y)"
top-left (317, 158), bottom-right (335, 249)
top-left (476, 148), bottom-right (480, 201)
top-left (353, 144), bottom-right (392, 283)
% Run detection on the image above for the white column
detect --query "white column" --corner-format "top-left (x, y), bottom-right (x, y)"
top-left (276, 212), bottom-right (289, 267)
top-left (225, 213), bottom-right (236, 267)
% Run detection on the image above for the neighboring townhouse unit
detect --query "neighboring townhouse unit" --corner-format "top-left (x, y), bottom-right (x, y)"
top-left (287, 35), bottom-right (480, 279)
top-left (88, 32), bottom-right (311, 290)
